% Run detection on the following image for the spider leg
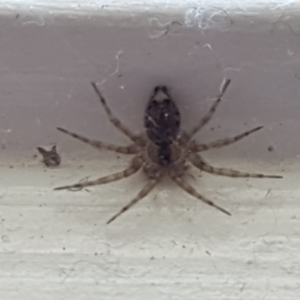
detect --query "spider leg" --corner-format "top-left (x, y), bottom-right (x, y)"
top-left (91, 82), bottom-right (144, 145)
top-left (188, 153), bottom-right (282, 179)
top-left (171, 176), bottom-right (231, 215)
top-left (57, 127), bottom-right (140, 154)
top-left (54, 156), bottom-right (143, 190)
top-left (189, 126), bottom-right (263, 152)
top-left (107, 178), bottom-right (159, 224)
top-left (184, 79), bottom-right (231, 141)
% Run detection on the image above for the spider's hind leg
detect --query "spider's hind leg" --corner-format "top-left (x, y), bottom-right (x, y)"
top-left (57, 127), bottom-right (140, 154)
top-left (189, 126), bottom-right (263, 152)
top-left (91, 82), bottom-right (144, 146)
top-left (183, 79), bottom-right (231, 143)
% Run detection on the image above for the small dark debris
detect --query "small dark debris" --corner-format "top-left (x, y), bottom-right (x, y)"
top-left (2, 235), bottom-right (9, 243)
top-left (163, 21), bottom-right (182, 36)
top-left (268, 146), bottom-right (274, 152)
top-left (37, 145), bottom-right (61, 167)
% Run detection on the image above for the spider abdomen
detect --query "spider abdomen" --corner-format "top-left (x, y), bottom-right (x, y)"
top-left (144, 86), bottom-right (180, 146)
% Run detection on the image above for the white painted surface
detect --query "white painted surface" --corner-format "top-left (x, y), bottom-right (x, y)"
top-left (0, 1), bottom-right (299, 299)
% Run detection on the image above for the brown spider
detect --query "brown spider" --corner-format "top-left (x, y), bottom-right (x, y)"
top-left (55, 80), bottom-right (282, 224)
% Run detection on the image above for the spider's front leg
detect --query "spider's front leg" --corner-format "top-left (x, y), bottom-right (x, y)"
top-left (188, 153), bottom-right (282, 179)
top-left (106, 177), bottom-right (161, 224)
top-left (54, 155), bottom-right (144, 190)
top-left (106, 161), bottom-right (163, 224)
top-left (168, 161), bottom-right (231, 215)
top-left (170, 175), bottom-right (231, 215)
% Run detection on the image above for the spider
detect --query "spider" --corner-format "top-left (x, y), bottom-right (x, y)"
top-left (55, 80), bottom-right (282, 224)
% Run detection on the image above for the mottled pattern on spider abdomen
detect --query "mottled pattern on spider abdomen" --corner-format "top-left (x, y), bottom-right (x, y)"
top-left (144, 86), bottom-right (180, 166)
top-left (144, 86), bottom-right (180, 146)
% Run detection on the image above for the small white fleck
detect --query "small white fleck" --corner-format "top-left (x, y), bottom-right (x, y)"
top-left (1, 129), bottom-right (11, 133)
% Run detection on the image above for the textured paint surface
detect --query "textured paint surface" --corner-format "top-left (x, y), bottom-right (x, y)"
top-left (0, 1), bottom-right (299, 300)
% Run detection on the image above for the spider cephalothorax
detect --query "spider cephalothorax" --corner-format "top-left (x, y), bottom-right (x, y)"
top-left (55, 80), bottom-right (282, 224)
